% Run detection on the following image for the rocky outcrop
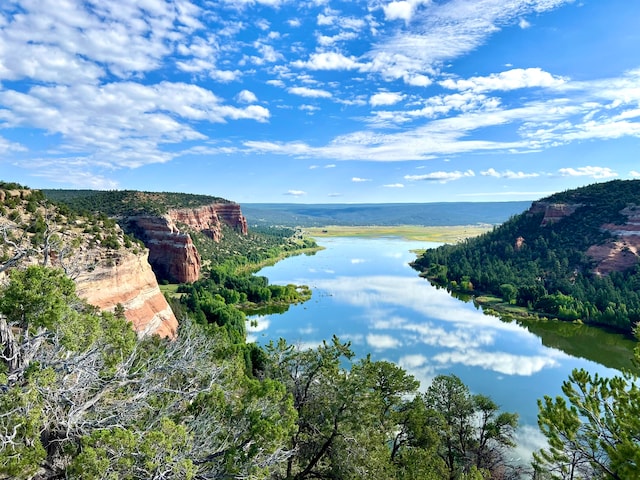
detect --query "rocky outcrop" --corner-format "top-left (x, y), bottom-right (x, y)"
top-left (167, 203), bottom-right (248, 240)
top-left (587, 204), bottom-right (640, 276)
top-left (128, 215), bottom-right (201, 284)
top-left (74, 250), bottom-right (178, 338)
top-left (528, 201), bottom-right (583, 226)
top-left (0, 189), bottom-right (178, 338)
top-left (127, 203), bottom-right (248, 283)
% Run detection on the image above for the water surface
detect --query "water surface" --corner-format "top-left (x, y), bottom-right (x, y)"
top-left (248, 237), bottom-right (633, 446)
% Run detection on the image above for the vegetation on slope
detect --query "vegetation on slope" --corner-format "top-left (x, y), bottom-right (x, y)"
top-left (412, 180), bottom-right (640, 334)
top-left (43, 188), bottom-right (229, 216)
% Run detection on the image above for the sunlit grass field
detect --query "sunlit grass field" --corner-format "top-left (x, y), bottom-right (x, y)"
top-left (305, 225), bottom-right (492, 243)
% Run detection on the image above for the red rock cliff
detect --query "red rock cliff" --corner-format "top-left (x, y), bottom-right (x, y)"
top-left (128, 203), bottom-right (247, 284)
top-left (74, 250), bottom-right (178, 338)
top-left (168, 203), bottom-right (248, 240)
top-left (528, 201), bottom-right (583, 226)
top-left (128, 215), bottom-right (202, 284)
top-left (587, 204), bottom-right (640, 275)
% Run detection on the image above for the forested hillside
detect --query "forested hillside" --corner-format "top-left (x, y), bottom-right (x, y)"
top-left (412, 180), bottom-right (640, 334)
top-left (43, 189), bottom-right (229, 216)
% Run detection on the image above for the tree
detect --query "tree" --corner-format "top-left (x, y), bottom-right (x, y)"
top-left (533, 366), bottom-right (640, 479)
top-left (423, 375), bottom-right (519, 480)
top-left (264, 337), bottom-right (425, 480)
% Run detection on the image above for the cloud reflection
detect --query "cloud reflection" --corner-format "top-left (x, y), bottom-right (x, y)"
top-left (308, 275), bottom-right (562, 376)
top-left (433, 349), bottom-right (559, 376)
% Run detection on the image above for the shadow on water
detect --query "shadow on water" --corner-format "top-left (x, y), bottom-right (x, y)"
top-left (438, 285), bottom-right (638, 373)
top-left (515, 318), bottom-right (637, 373)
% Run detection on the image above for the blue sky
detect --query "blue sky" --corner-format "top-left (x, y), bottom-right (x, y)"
top-left (1, 0), bottom-right (639, 203)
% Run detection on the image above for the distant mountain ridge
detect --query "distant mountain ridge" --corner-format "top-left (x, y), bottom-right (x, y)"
top-left (412, 180), bottom-right (640, 334)
top-left (242, 201), bottom-right (531, 227)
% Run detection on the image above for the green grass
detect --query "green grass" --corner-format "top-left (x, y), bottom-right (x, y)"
top-left (305, 225), bottom-right (492, 243)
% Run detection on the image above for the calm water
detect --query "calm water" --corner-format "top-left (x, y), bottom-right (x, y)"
top-left (247, 237), bottom-right (633, 454)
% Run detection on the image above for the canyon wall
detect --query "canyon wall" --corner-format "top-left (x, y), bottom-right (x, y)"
top-left (127, 202), bottom-right (248, 284)
top-left (74, 250), bottom-right (178, 338)
top-left (528, 201), bottom-right (584, 226)
top-left (527, 201), bottom-right (640, 275)
top-left (587, 204), bottom-right (640, 275)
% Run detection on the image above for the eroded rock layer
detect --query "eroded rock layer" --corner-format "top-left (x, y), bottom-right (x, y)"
top-left (588, 204), bottom-right (640, 275)
top-left (127, 203), bottom-right (247, 283)
top-left (528, 201), bottom-right (584, 226)
top-left (128, 215), bottom-right (202, 284)
top-left (74, 250), bottom-right (178, 338)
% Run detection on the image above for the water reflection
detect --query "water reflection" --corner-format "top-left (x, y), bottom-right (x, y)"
top-left (247, 237), bottom-right (628, 427)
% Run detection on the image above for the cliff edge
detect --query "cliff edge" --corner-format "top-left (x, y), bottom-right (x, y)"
top-left (0, 186), bottom-right (177, 338)
top-left (127, 202), bottom-right (248, 283)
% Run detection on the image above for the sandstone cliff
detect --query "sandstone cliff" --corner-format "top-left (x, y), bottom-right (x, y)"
top-left (74, 250), bottom-right (178, 338)
top-left (127, 202), bottom-right (248, 283)
top-left (528, 201), bottom-right (584, 226)
top-left (1, 187), bottom-right (177, 338)
top-left (587, 204), bottom-right (640, 275)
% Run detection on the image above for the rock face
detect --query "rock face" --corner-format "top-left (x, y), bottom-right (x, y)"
top-left (128, 215), bottom-right (202, 284)
top-left (74, 250), bottom-right (178, 338)
top-left (527, 201), bottom-right (640, 276)
top-left (528, 201), bottom-right (584, 226)
top-left (587, 204), bottom-right (640, 276)
top-left (127, 202), bottom-right (248, 283)
top-left (168, 203), bottom-right (248, 240)
top-left (1, 187), bottom-right (178, 339)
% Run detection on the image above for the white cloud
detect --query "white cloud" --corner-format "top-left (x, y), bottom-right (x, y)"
top-left (287, 18), bottom-right (301, 27)
top-left (441, 68), bottom-right (566, 92)
top-left (384, 183), bottom-right (404, 188)
top-left (367, 333), bottom-right (401, 350)
top-left (370, 91), bottom-right (406, 107)
top-left (237, 89), bottom-right (258, 103)
top-left (398, 353), bottom-right (428, 369)
top-left (210, 69), bottom-right (243, 82)
top-left (382, 0), bottom-right (432, 22)
top-left (368, 0), bottom-right (574, 86)
top-left (405, 170), bottom-right (475, 183)
top-left (317, 31), bottom-right (358, 47)
top-left (519, 18), bottom-right (531, 29)
top-left (352, 177), bottom-right (371, 182)
top-left (433, 349), bottom-right (559, 376)
top-left (630, 171), bottom-right (640, 178)
top-left (558, 166), bottom-right (618, 179)
top-left (285, 189), bottom-right (307, 196)
top-left (383, 1), bottom-right (414, 22)
top-left (0, 81), bottom-right (269, 171)
top-left (481, 168), bottom-right (540, 179)
top-left (293, 51), bottom-right (362, 71)
top-left (288, 86), bottom-right (332, 98)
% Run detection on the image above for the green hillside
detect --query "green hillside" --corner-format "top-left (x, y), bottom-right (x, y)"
top-left (43, 189), bottom-right (229, 216)
top-left (412, 180), bottom-right (640, 334)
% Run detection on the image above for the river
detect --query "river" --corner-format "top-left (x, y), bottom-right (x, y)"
top-left (247, 236), bottom-right (636, 458)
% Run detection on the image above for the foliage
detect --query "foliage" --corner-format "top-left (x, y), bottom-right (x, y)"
top-left (0, 265), bottom-right (296, 479)
top-left (263, 339), bottom-right (519, 480)
top-left (413, 180), bottom-right (640, 334)
top-left (533, 357), bottom-right (640, 479)
top-left (43, 189), bottom-right (229, 216)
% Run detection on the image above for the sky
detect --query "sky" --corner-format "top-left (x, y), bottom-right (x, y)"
top-left (1, 0), bottom-right (640, 204)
